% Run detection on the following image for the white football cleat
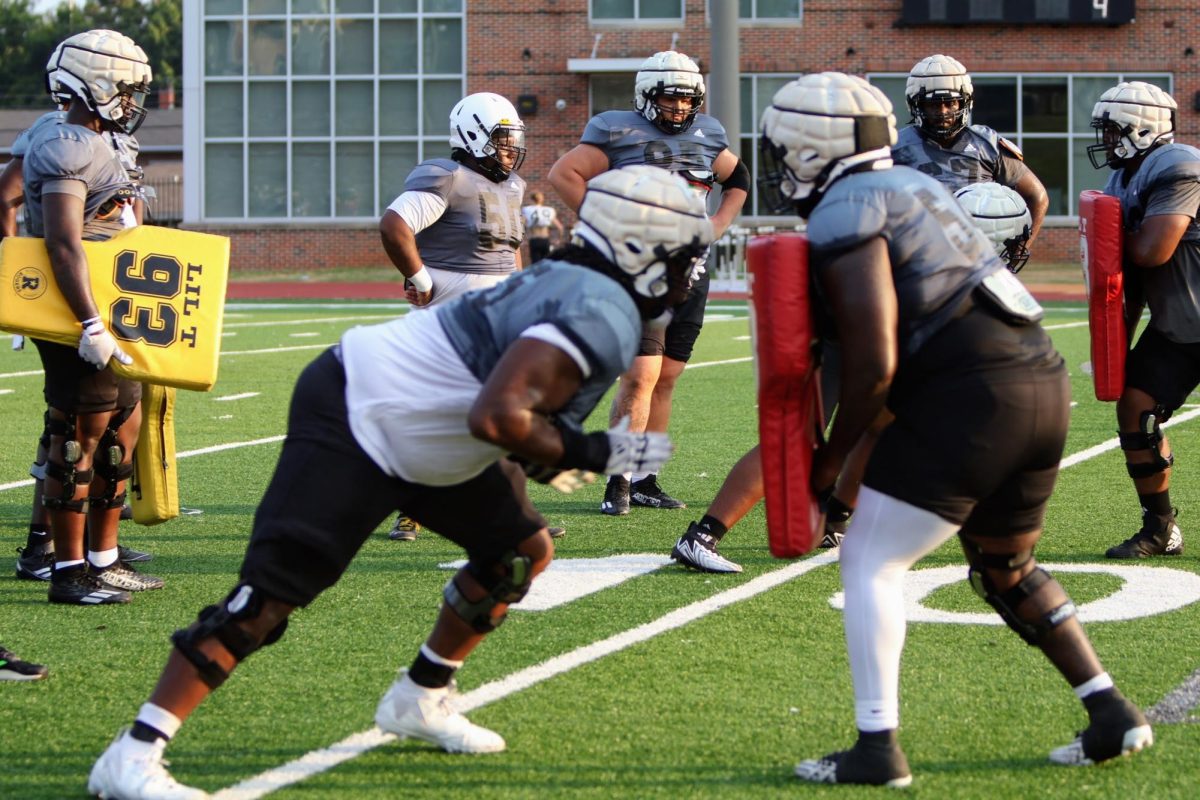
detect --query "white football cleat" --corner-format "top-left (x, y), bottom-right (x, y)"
top-left (88, 729), bottom-right (208, 799)
top-left (375, 670), bottom-right (506, 754)
top-left (671, 524), bottom-right (743, 573)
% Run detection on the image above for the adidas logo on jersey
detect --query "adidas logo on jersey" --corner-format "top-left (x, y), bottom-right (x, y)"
top-left (694, 129), bottom-right (706, 137)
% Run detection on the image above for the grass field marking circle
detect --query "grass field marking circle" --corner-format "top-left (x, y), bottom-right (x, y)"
top-left (828, 563), bottom-right (1200, 625)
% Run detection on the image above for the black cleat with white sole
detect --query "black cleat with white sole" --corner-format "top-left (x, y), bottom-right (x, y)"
top-left (795, 733), bottom-right (912, 788)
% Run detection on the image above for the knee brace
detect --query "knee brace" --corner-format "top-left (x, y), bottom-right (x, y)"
top-left (443, 550), bottom-right (534, 633)
top-left (91, 408), bottom-right (136, 509)
top-left (1120, 410), bottom-right (1174, 479)
top-left (171, 584), bottom-right (290, 689)
top-left (42, 411), bottom-right (90, 513)
top-left (30, 410), bottom-right (52, 480)
top-left (968, 564), bottom-right (1077, 646)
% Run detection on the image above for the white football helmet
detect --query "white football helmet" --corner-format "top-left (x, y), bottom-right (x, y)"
top-left (448, 92), bottom-right (526, 182)
top-left (758, 72), bottom-right (897, 218)
top-left (48, 29), bottom-right (152, 135)
top-left (635, 51), bottom-right (705, 134)
top-left (573, 165), bottom-right (712, 315)
top-left (44, 40), bottom-right (73, 107)
top-left (1088, 81), bottom-right (1176, 169)
top-left (906, 54), bottom-right (973, 142)
top-left (953, 182), bottom-right (1033, 273)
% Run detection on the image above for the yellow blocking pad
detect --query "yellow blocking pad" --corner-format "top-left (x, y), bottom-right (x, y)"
top-left (0, 226), bottom-right (230, 391)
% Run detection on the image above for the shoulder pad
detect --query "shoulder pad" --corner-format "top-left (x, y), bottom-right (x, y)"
top-left (997, 136), bottom-right (1024, 161)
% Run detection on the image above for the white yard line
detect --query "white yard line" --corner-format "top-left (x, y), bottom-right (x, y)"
top-left (212, 550), bottom-right (841, 800)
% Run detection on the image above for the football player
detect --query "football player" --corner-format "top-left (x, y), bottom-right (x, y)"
top-left (1088, 81), bottom-right (1198, 559)
top-left (521, 189), bottom-right (564, 263)
top-left (823, 54), bottom-right (1054, 549)
top-left (20, 30), bottom-right (158, 605)
top-left (893, 55), bottom-right (1048, 249)
top-left (89, 165), bottom-right (709, 799)
top-left (378, 91), bottom-right (528, 542)
top-left (8, 36), bottom-right (158, 589)
top-left (759, 72), bottom-right (1151, 786)
top-left (549, 50), bottom-right (750, 517)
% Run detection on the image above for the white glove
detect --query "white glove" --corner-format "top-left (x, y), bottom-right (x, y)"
top-left (547, 469), bottom-right (597, 494)
top-left (78, 316), bottom-right (132, 370)
top-left (604, 416), bottom-right (673, 476)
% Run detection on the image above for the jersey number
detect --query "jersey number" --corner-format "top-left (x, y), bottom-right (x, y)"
top-left (109, 249), bottom-right (181, 347)
top-left (478, 189), bottom-right (523, 251)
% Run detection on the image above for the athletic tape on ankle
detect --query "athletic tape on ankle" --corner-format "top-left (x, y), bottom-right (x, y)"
top-left (419, 644), bottom-right (464, 669)
top-left (137, 702), bottom-right (183, 739)
top-left (1073, 672), bottom-right (1115, 700)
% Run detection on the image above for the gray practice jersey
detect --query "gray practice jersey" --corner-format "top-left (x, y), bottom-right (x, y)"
top-left (808, 165), bottom-right (1004, 360)
top-left (11, 110), bottom-right (65, 158)
top-left (891, 124), bottom-right (1031, 193)
top-left (1104, 143), bottom-right (1200, 343)
top-left (22, 121), bottom-right (131, 241)
top-left (405, 157), bottom-right (525, 276)
top-left (582, 110), bottom-right (729, 194)
top-left (340, 261), bottom-right (641, 485)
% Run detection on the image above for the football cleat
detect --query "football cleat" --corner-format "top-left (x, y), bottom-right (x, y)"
top-left (118, 544), bottom-right (153, 564)
top-left (16, 545), bottom-right (55, 581)
top-left (48, 568), bottom-right (131, 605)
top-left (600, 476), bottom-right (631, 516)
top-left (1049, 692), bottom-right (1153, 766)
top-left (0, 645), bottom-right (48, 681)
top-left (1106, 509), bottom-right (1183, 559)
top-left (795, 736), bottom-right (912, 788)
top-left (89, 729), bottom-right (209, 799)
top-left (375, 670), bottom-right (506, 754)
top-left (93, 562), bottom-right (165, 592)
top-left (671, 523), bottom-right (742, 573)
top-left (388, 514), bottom-right (421, 541)
top-left (630, 475), bottom-right (685, 509)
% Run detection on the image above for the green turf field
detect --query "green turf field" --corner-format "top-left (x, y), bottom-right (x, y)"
top-left (1, 300), bottom-right (1197, 799)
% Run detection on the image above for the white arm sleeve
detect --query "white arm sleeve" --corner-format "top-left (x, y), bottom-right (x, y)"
top-left (386, 191), bottom-right (449, 234)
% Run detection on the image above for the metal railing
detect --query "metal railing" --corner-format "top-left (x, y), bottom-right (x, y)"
top-left (708, 223), bottom-right (805, 294)
top-left (142, 176), bottom-right (183, 226)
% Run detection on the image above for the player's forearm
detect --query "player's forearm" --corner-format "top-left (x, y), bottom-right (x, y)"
top-left (379, 213), bottom-right (424, 278)
top-left (709, 188), bottom-right (747, 239)
top-left (46, 239), bottom-right (99, 322)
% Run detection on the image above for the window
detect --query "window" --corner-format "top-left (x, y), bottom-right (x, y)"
top-left (867, 72), bottom-right (1171, 217)
top-left (738, 74), bottom-right (803, 217)
top-left (590, 74), bottom-right (635, 116)
top-left (591, 0), bottom-right (683, 22)
top-left (737, 0), bottom-right (801, 19)
top-left (198, 1), bottom-right (465, 221)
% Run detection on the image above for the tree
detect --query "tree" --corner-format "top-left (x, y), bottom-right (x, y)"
top-left (0, 0), bottom-right (182, 108)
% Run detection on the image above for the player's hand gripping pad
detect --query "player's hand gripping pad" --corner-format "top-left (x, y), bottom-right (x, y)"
top-left (0, 226), bottom-right (230, 391)
top-left (1079, 190), bottom-right (1126, 401)
top-left (748, 233), bottom-right (822, 557)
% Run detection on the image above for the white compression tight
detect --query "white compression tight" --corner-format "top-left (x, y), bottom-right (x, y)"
top-left (840, 486), bottom-right (961, 733)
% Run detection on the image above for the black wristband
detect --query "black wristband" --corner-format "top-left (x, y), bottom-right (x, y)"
top-left (555, 421), bottom-right (611, 473)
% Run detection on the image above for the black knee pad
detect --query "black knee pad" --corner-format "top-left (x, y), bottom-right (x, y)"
top-left (171, 584), bottom-right (289, 689)
top-left (443, 550), bottom-right (534, 633)
top-left (968, 565), bottom-right (1077, 646)
top-left (1120, 410), bottom-right (1174, 479)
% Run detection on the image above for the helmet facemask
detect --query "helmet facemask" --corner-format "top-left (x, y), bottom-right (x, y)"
top-left (642, 85), bottom-right (704, 134)
top-left (1087, 114), bottom-right (1155, 170)
top-left (484, 125), bottom-right (527, 180)
top-left (909, 89), bottom-right (971, 143)
top-left (1002, 227), bottom-right (1032, 273)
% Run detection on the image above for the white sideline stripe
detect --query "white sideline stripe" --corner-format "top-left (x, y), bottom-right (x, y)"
top-left (1058, 407), bottom-right (1200, 469)
top-left (213, 550), bottom-right (841, 800)
top-left (215, 393), bottom-right (261, 402)
top-left (0, 436), bottom-right (286, 492)
top-left (0, 369), bottom-right (43, 379)
top-left (1044, 321), bottom-right (1088, 330)
top-left (685, 356), bottom-right (752, 370)
top-left (1146, 666), bottom-right (1200, 724)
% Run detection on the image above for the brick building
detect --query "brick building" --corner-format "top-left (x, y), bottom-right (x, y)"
top-left (184, 1), bottom-right (1195, 272)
